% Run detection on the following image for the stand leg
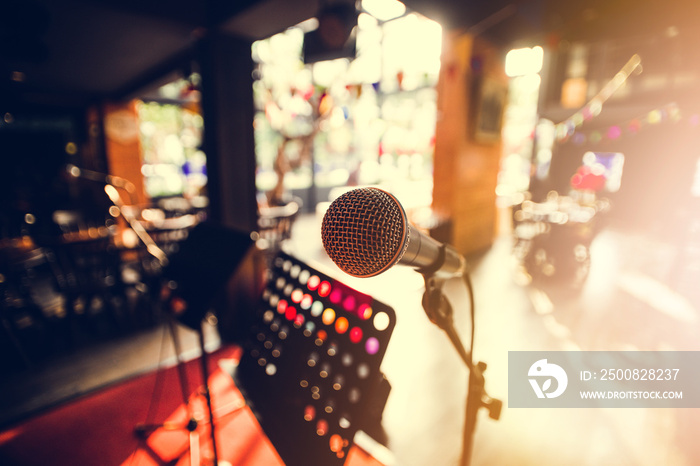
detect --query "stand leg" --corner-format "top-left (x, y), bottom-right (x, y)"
top-left (135, 297), bottom-right (243, 466)
top-left (462, 361), bottom-right (503, 466)
top-left (197, 324), bottom-right (220, 466)
top-left (134, 316), bottom-right (202, 466)
top-left (461, 364), bottom-right (483, 466)
top-left (168, 316), bottom-right (194, 409)
top-left (190, 430), bottom-right (201, 466)
top-left (422, 275), bottom-right (501, 466)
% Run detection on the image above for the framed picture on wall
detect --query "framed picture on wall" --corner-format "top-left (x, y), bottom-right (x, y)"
top-left (472, 76), bottom-right (507, 144)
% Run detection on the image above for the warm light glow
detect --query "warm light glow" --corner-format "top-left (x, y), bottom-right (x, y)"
top-left (362, 0), bottom-right (406, 22)
top-left (301, 294), bottom-right (313, 309)
top-left (335, 317), bottom-right (349, 334)
top-left (103, 185), bottom-right (120, 203)
top-left (318, 281), bottom-right (332, 297)
top-left (322, 308), bottom-right (336, 325)
top-left (291, 288), bottom-right (303, 303)
top-left (295, 17), bottom-right (319, 33)
top-left (692, 157), bottom-right (700, 197)
top-left (349, 327), bottom-right (363, 343)
top-left (304, 405), bottom-right (316, 421)
top-left (342, 295), bottom-right (356, 311)
top-left (505, 46), bottom-right (543, 77)
top-left (285, 305), bottom-right (297, 321)
top-left (307, 275), bottom-right (320, 291)
top-left (316, 419), bottom-right (329, 436)
top-left (277, 299), bottom-right (288, 314)
top-left (311, 300), bottom-right (323, 317)
top-left (329, 288), bottom-right (342, 304)
top-left (329, 434), bottom-right (344, 453)
top-left (358, 304), bottom-right (372, 320)
top-left (373, 311), bottom-right (390, 331)
top-left (365, 337), bottom-right (380, 355)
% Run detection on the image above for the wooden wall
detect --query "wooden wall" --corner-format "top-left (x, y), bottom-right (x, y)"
top-left (103, 101), bottom-right (149, 206)
top-left (432, 31), bottom-right (507, 255)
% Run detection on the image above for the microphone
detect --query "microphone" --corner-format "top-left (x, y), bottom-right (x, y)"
top-left (321, 187), bottom-right (466, 278)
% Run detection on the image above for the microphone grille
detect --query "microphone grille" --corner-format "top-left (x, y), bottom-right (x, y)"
top-left (321, 188), bottom-right (408, 277)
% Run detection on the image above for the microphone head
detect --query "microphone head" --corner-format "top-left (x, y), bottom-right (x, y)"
top-left (321, 187), bottom-right (409, 277)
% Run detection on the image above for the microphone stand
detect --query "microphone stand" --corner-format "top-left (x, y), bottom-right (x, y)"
top-left (420, 254), bottom-right (502, 466)
top-left (69, 165), bottom-right (226, 465)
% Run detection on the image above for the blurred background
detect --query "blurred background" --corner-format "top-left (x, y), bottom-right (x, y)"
top-left (1, 0), bottom-right (700, 465)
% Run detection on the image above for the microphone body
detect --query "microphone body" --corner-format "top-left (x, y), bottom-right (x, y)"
top-left (321, 187), bottom-right (466, 278)
top-left (402, 223), bottom-right (465, 278)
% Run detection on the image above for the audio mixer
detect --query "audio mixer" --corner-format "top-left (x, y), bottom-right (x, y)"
top-left (234, 251), bottom-right (396, 465)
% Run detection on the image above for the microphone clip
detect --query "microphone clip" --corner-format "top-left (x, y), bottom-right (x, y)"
top-left (416, 244), bottom-right (448, 278)
top-left (421, 273), bottom-right (474, 369)
top-left (421, 273), bottom-right (454, 332)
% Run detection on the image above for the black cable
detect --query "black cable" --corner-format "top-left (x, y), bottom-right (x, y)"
top-left (460, 267), bottom-right (478, 466)
top-left (462, 270), bottom-right (476, 362)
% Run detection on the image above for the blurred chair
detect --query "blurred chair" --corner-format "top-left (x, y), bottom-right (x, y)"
top-left (0, 242), bottom-right (60, 371)
top-left (257, 198), bottom-right (300, 252)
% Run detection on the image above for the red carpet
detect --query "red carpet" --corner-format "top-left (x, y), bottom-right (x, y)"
top-left (0, 345), bottom-right (382, 466)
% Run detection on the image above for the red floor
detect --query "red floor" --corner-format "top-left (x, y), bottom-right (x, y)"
top-left (0, 345), bottom-right (381, 466)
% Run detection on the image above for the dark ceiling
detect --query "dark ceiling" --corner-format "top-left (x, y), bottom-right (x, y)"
top-left (0, 0), bottom-right (696, 111)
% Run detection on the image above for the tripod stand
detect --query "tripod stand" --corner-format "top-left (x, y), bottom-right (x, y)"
top-left (68, 165), bottom-right (248, 465)
top-left (133, 291), bottom-right (235, 466)
top-left (420, 253), bottom-right (502, 466)
top-left (132, 222), bottom-right (256, 466)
